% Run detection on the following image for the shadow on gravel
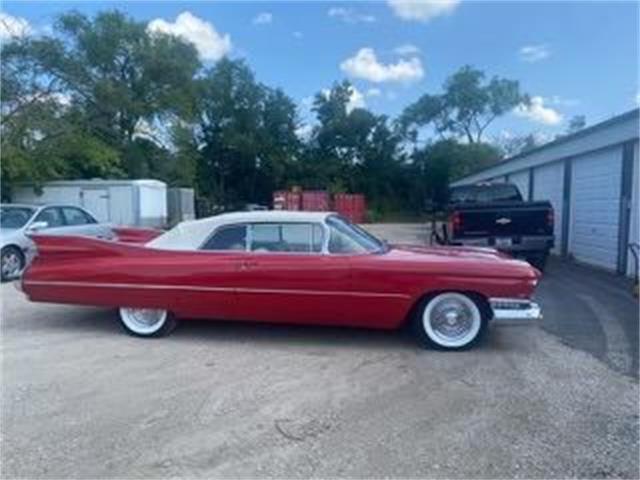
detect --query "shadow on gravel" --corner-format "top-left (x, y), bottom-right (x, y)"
top-left (537, 256), bottom-right (639, 378)
top-left (173, 318), bottom-right (421, 352)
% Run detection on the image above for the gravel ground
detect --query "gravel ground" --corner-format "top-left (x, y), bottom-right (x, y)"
top-left (1, 224), bottom-right (638, 479)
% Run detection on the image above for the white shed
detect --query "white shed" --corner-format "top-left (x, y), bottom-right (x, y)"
top-left (12, 179), bottom-right (167, 228)
top-left (451, 108), bottom-right (639, 276)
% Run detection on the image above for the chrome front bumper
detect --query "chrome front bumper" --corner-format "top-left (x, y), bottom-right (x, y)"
top-left (489, 298), bottom-right (542, 320)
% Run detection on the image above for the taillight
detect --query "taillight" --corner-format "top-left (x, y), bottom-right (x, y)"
top-left (546, 209), bottom-right (554, 229)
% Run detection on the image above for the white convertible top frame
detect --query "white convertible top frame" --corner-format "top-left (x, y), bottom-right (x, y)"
top-left (147, 211), bottom-right (335, 251)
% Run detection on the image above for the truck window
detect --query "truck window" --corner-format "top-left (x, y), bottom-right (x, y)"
top-left (449, 184), bottom-right (523, 203)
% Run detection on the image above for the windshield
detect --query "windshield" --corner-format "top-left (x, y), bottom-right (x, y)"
top-left (1, 206), bottom-right (36, 229)
top-left (326, 215), bottom-right (386, 254)
top-left (449, 184), bottom-right (522, 204)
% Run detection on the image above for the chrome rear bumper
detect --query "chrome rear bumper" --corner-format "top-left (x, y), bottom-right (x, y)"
top-left (489, 298), bottom-right (542, 320)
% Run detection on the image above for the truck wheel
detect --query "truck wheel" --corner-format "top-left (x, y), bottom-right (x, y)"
top-left (413, 292), bottom-right (488, 350)
top-left (527, 253), bottom-right (548, 272)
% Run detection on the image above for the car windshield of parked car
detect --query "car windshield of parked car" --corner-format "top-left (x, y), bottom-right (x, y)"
top-left (449, 184), bottom-right (523, 204)
top-left (0, 206), bottom-right (36, 229)
top-left (327, 215), bottom-right (385, 254)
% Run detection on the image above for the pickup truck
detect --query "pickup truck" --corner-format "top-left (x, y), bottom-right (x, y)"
top-left (436, 183), bottom-right (555, 270)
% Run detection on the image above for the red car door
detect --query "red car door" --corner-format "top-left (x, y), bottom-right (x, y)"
top-left (233, 222), bottom-right (354, 325)
top-left (170, 224), bottom-right (249, 320)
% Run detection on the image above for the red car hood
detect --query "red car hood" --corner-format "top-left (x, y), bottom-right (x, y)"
top-left (385, 243), bottom-right (541, 279)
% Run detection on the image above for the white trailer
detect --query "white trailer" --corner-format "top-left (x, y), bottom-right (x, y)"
top-left (12, 179), bottom-right (167, 228)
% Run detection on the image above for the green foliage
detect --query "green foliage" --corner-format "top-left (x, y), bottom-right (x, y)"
top-left (412, 139), bottom-right (502, 207)
top-left (567, 115), bottom-right (586, 134)
top-left (400, 65), bottom-right (528, 143)
top-left (1, 9), bottom-right (200, 198)
top-left (1, 8), bottom-right (528, 216)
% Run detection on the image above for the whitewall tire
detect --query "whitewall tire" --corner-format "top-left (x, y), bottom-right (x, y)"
top-left (118, 307), bottom-right (176, 337)
top-left (414, 292), bottom-right (487, 350)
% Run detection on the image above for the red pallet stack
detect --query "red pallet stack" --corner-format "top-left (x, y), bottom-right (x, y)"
top-left (302, 191), bottom-right (330, 211)
top-left (333, 193), bottom-right (366, 223)
top-left (273, 191), bottom-right (301, 210)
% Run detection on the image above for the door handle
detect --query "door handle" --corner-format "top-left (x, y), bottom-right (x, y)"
top-left (240, 260), bottom-right (259, 270)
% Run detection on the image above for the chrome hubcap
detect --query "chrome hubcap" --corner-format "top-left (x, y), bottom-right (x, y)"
top-left (122, 308), bottom-right (166, 329)
top-left (2, 253), bottom-right (21, 277)
top-left (429, 298), bottom-right (475, 342)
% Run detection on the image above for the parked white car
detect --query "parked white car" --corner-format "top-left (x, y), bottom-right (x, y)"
top-left (0, 203), bottom-right (114, 281)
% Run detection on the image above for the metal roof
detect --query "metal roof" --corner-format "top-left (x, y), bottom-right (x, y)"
top-left (452, 108), bottom-right (639, 186)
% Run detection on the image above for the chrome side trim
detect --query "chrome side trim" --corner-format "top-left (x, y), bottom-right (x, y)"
top-left (22, 280), bottom-right (411, 300)
top-left (489, 297), bottom-right (542, 320)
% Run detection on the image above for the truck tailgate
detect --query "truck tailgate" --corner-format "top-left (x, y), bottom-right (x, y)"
top-left (454, 202), bottom-right (553, 237)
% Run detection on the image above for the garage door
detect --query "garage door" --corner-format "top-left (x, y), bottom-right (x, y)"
top-left (509, 170), bottom-right (530, 201)
top-left (533, 161), bottom-right (564, 254)
top-left (626, 142), bottom-right (639, 276)
top-left (569, 147), bottom-right (622, 270)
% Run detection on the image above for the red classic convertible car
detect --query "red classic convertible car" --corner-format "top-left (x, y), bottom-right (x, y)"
top-left (21, 211), bottom-right (541, 350)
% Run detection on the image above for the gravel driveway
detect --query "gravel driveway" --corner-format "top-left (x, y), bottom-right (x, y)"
top-left (2, 223), bottom-right (638, 479)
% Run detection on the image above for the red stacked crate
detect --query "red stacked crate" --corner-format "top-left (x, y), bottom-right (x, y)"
top-left (302, 191), bottom-right (329, 211)
top-left (273, 191), bottom-right (302, 210)
top-left (333, 193), bottom-right (366, 223)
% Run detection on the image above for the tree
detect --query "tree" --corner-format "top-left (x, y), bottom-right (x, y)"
top-left (10, 10), bottom-right (201, 174)
top-left (497, 133), bottom-right (541, 157)
top-left (412, 139), bottom-right (502, 206)
top-left (1, 36), bottom-right (122, 197)
top-left (567, 115), bottom-right (586, 134)
top-left (194, 58), bottom-right (300, 208)
top-left (400, 66), bottom-right (529, 143)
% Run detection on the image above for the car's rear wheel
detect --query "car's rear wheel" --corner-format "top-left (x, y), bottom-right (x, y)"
top-left (414, 292), bottom-right (487, 350)
top-left (118, 307), bottom-right (177, 337)
top-left (1, 246), bottom-right (24, 282)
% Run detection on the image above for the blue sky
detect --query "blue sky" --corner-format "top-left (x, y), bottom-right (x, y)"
top-left (2, 0), bottom-right (639, 142)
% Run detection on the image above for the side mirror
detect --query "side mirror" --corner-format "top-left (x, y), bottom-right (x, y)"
top-left (26, 221), bottom-right (49, 232)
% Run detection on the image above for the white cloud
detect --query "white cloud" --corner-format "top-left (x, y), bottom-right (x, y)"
top-left (328, 7), bottom-right (376, 24)
top-left (0, 12), bottom-right (32, 40)
top-left (513, 96), bottom-right (563, 125)
top-left (340, 47), bottom-right (424, 83)
top-left (635, 92), bottom-right (640, 106)
top-left (366, 88), bottom-right (382, 97)
top-left (147, 12), bottom-right (231, 62)
top-left (519, 44), bottom-right (550, 63)
top-left (347, 86), bottom-right (366, 112)
top-left (546, 95), bottom-right (580, 107)
top-left (394, 43), bottom-right (420, 56)
top-left (252, 12), bottom-right (273, 25)
top-left (387, 0), bottom-right (460, 22)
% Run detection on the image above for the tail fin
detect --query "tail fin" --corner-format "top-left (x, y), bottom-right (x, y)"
top-left (112, 227), bottom-right (163, 244)
top-left (29, 234), bottom-right (150, 261)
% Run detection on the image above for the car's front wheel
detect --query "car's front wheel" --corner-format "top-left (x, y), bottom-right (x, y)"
top-left (118, 307), bottom-right (177, 337)
top-left (414, 292), bottom-right (488, 350)
top-left (1, 246), bottom-right (25, 282)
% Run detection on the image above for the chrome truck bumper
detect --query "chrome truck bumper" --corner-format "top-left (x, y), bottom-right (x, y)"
top-left (489, 298), bottom-right (542, 320)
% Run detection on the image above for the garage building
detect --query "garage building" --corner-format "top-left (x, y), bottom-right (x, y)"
top-left (452, 108), bottom-right (639, 276)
